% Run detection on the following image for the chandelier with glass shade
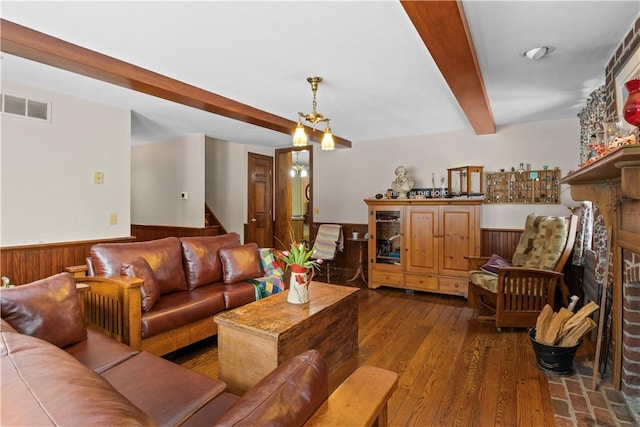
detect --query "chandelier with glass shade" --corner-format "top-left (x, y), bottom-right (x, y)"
top-left (293, 76), bottom-right (335, 151)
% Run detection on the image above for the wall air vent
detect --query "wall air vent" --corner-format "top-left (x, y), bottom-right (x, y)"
top-left (1, 93), bottom-right (51, 121)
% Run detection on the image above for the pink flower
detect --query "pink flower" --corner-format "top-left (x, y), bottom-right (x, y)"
top-left (317, 259), bottom-right (324, 264)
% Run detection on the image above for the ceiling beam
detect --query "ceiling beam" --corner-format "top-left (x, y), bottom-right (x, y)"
top-left (401, 1), bottom-right (495, 135)
top-left (0, 19), bottom-right (352, 148)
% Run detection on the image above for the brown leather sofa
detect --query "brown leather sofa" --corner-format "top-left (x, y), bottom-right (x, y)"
top-left (72, 233), bottom-right (281, 355)
top-left (1, 272), bottom-right (398, 427)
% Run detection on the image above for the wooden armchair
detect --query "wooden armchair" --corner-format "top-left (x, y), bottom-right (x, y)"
top-left (467, 214), bottom-right (578, 329)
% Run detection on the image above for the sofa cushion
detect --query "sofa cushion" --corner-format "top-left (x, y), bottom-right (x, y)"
top-left (193, 282), bottom-right (257, 310)
top-left (213, 349), bottom-right (328, 427)
top-left (121, 257), bottom-right (160, 311)
top-left (181, 233), bottom-right (241, 289)
top-left (101, 351), bottom-right (227, 427)
top-left (219, 243), bottom-right (263, 284)
top-left (91, 236), bottom-right (188, 295)
top-left (140, 289), bottom-right (226, 339)
top-left (1, 331), bottom-right (153, 426)
top-left (64, 327), bottom-right (138, 373)
top-left (0, 272), bottom-right (87, 348)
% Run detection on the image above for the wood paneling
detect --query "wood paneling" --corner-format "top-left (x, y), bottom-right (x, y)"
top-left (1, 225), bottom-right (522, 287)
top-left (131, 224), bottom-right (223, 242)
top-left (480, 228), bottom-right (522, 258)
top-left (1, 237), bottom-right (133, 285)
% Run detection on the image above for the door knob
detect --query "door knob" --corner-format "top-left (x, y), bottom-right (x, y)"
top-left (251, 218), bottom-right (257, 223)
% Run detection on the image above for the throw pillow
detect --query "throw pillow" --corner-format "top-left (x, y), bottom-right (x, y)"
top-left (0, 272), bottom-right (87, 348)
top-left (219, 243), bottom-right (263, 284)
top-left (121, 257), bottom-right (160, 311)
top-left (480, 254), bottom-right (512, 275)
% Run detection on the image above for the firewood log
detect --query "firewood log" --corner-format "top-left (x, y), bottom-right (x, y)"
top-left (541, 308), bottom-right (573, 345)
top-left (535, 305), bottom-right (554, 341)
top-left (558, 318), bottom-right (597, 347)
top-left (561, 301), bottom-right (599, 334)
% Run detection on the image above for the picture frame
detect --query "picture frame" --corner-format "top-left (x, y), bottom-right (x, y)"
top-left (614, 44), bottom-right (640, 122)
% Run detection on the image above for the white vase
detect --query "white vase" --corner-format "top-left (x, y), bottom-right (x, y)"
top-left (287, 266), bottom-right (312, 304)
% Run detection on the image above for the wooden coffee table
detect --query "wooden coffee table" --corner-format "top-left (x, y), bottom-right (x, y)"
top-left (214, 281), bottom-right (359, 394)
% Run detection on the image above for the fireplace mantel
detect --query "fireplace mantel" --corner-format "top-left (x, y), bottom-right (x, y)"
top-left (561, 144), bottom-right (640, 392)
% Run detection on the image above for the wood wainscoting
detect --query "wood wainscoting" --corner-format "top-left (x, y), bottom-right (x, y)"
top-left (1, 225), bottom-right (522, 287)
top-left (0, 237), bottom-right (134, 285)
top-left (131, 224), bottom-right (223, 242)
top-left (480, 228), bottom-right (523, 258)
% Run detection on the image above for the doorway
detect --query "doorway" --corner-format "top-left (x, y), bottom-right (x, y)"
top-left (274, 147), bottom-right (313, 251)
top-left (247, 153), bottom-right (273, 247)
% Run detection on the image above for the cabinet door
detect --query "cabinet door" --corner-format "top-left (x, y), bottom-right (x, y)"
top-left (405, 206), bottom-right (438, 274)
top-left (368, 206), bottom-right (403, 270)
top-left (439, 206), bottom-right (475, 277)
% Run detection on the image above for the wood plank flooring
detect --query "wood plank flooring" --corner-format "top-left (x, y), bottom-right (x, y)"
top-left (165, 282), bottom-right (557, 426)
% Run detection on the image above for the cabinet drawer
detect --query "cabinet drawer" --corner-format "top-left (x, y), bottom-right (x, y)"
top-left (371, 270), bottom-right (404, 287)
top-left (405, 274), bottom-right (438, 291)
top-left (439, 277), bottom-right (468, 297)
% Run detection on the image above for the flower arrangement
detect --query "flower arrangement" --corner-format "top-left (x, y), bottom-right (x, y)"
top-left (277, 241), bottom-right (323, 273)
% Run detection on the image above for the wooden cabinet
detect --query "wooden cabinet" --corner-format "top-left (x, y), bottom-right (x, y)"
top-left (365, 199), bottom-right (481, 298)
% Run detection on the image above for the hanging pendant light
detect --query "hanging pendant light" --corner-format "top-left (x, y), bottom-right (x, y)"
top-left (321, 123), bottom-right (334, 151)
top-left (293, 76), bottom-right (335, 151)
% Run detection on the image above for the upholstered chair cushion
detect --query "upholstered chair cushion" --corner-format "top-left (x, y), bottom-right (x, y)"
top-left (219, 243), bottom-right (263, 284)
top-left (0, 272), bottom-right (87, 348)
top-left (469, 271), bottom-right (499, 293)
top-left (180, 233), bottom-right (241, 289)
top-left (511, 214), bottom-right (569, 270)
top-left (121, 257), bottom-right (160, 311)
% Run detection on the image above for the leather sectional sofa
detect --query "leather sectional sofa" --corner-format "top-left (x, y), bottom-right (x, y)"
top-left (71, 233), bottom-right (283, 355)
top-left (1, 272), bottom-right (398, 426)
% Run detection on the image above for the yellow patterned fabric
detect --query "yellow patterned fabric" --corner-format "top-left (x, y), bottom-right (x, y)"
top-left (511, 214), bottom-right (569, 270)
top-left (469, 270), bottom-right (498, 293)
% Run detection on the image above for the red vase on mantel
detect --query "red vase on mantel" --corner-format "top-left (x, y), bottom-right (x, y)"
top-left (623, 78), bottom-right (640, 128)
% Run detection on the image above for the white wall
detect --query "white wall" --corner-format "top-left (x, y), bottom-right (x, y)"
top-left (313, 118), bottom-right (581, 229)
top-left (205, 137), bottom-right (273, 242)
top-left (0, 81), bottom-right (130, 246)
top-left (131, 134), bottom-right (205, 227)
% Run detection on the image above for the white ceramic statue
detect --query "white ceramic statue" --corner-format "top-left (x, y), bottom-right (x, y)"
top-left (391, 165), bottom-right (414, 199)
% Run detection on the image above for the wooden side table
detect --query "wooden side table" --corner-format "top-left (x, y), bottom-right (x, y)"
top-left (347, 237), bottom-right (368, 285)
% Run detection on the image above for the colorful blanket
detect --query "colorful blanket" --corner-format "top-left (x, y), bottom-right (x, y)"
top-left (313, 224), bottom-right (343, 260)
top-left (247, 247), bottom-right (285, 300)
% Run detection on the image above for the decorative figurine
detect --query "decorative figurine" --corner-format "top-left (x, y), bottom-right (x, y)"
top-left (391, 166), bottom-right (414, 199)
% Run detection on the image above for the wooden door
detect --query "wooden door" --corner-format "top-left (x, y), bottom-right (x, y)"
top-left (405, 205), bottom-right (438, 274)
top-left (247, 153), bottom-right (273, 247)
top-left (274, 148), bottom-right (312, 251)
top-left (439, 205), bottom-right (475, 277)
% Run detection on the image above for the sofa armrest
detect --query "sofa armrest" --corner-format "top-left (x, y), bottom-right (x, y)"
top-left (65, 264), bottom-right (89, 278)
top-left (305, 366), bottom-right (398, 427)
top-left (466, 255), bottom-right (490, 271)
top-left (75, 275), bottom-right (144, 351)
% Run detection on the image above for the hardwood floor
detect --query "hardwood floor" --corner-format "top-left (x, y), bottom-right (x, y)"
top-left (165, 281), bottom-right (558, 426)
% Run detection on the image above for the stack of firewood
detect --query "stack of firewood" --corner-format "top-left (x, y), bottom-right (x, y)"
top-left (534, 301), bottom-right (599, 347)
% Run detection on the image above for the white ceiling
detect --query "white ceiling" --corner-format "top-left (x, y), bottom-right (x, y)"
top-left (1, 1), bottom-right (638, 148)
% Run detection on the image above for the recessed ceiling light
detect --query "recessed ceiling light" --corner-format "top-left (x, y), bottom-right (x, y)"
top-left (524, 46), bottom-right (550, 60)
